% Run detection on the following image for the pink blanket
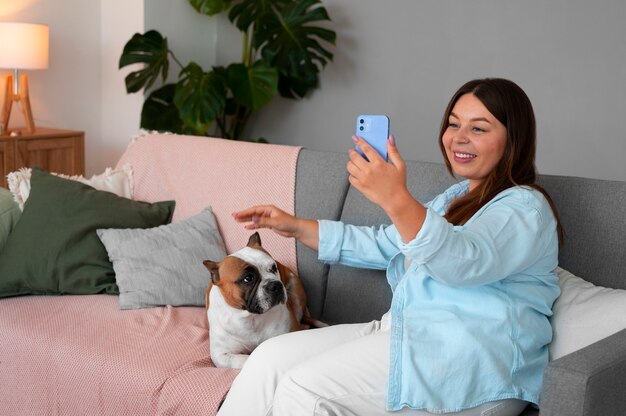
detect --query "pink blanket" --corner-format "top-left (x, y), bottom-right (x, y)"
top-left (0, 295), bottom-right (238, 415)
top-left (117, 132), bottom-right (302, 271)
top-left (0, 134), bottom-right (302, 415)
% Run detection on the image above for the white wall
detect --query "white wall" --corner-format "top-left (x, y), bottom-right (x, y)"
top-left (100, 0), bottom-right (144, 174)
top-left (0, 0), bottom-right (144, 175)
top-left (1, 0), bottom-right (102, 173)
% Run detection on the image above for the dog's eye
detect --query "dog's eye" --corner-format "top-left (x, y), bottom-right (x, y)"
top-left (270, 264), bottom-right (278, 274)
top-left (241, 274), bottom-right (254, 285)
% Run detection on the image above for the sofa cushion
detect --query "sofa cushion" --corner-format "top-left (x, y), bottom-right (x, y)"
top-left (549, 267), bottom-right (626, 360)
top-left (0, 187), bottom-right (21, 252)
top-left (0, 168), bottom-right (175, 298)
top-left (97, 207), bottom-right (227, 309)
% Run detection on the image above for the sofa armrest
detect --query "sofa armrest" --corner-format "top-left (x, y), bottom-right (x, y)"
top-left (539, 328), bottom-right (626, 416)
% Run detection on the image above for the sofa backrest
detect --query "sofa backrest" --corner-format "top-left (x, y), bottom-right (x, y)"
top-left (294, 148), bottom-right (626, 324)
top-left (538, 174), bottom-right (626, 290)
top-left (294, 149), bottom-right (350, 319)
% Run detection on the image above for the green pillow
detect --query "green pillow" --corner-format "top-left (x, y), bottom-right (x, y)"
top-left (0, 168), bottom-right (175, 298)
top-left (0, 187), bottom-right (21, 251)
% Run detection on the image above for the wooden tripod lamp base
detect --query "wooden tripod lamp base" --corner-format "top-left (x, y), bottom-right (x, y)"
top-left (1, 74), bottom-right (36, 135)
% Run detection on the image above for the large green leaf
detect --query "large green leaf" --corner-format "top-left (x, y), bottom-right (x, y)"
top-left (189, 0), bottom-right (232, 16)
top-left (227, 61), bottom-right (278, 112)
top-left (228, 0), bottom-right (278, 32)
top-left (174, 62), bottom-right (227, 134)
top-left (255, 0), bottom-right (336, 98)
top-left (119, 30), bottom-right (170, 93)
top-left (140, 84), bottom-right (187, 133)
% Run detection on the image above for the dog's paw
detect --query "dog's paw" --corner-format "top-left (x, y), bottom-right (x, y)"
top-left (212, 351), bottom-right (249, 369)
top-left (228, 354), bottom-right (250, 369)
top-left (301, 315), bottom-right (329, 329)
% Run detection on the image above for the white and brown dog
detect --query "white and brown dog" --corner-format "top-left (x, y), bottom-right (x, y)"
top-left (203, 232), bottom-right (322, 368)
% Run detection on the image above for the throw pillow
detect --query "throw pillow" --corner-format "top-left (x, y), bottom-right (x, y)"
top-left (97, 207), bottom-right (227, 309)
top-left (0, 168), bottom-right (175, 298)
top-left (0, 187), bottom-right (21, 252)
top-left (7, 164), bottom-right (134, 210)
top-left (549, 267), bottom-right (626, 360)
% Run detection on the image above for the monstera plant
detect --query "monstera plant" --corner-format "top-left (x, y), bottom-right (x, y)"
top-left (119, 0), bottom-right (336, 141)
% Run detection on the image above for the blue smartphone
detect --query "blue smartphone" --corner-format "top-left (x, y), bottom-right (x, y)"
top-left (355, 114), bottom-right (390, 161)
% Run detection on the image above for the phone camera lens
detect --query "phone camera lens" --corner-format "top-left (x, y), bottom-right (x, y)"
top-left (359, 119), bottom-right (364, 124)
top-left (359, 126), bottom-right (364, 131)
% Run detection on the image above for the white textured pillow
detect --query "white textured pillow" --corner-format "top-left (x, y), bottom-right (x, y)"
top-left (97, 207), bottom-right (227, 310)
top-left (7, 165), bottom-right (134, 210)
top-left (549, 267), bottom-right (626, 360)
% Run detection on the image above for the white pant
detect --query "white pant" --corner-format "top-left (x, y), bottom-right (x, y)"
top-left (217, 320), bottom-right (528, 416)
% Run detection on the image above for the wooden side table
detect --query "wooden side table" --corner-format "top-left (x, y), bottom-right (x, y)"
top-left (0, 128), bottom-right (85, 188)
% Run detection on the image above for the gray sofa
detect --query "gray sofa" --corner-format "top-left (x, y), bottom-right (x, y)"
top-left (1, 135), bottom-right (623, 415)
top-left (293, 148), bottom-right (626, 416)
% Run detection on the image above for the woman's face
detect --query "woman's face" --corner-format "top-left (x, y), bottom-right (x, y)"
top-left (442, 93), bottom-right (507, 191)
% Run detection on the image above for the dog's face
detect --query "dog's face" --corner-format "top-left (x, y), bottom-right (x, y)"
top-left (204, 233), bottom-right (286, 314)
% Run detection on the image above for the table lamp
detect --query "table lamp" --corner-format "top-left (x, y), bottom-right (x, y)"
top-left (0, 22), bottom-right (49, 135)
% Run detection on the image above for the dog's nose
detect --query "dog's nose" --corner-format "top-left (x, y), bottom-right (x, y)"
top-left (267, 280), bottom-right (282, 293)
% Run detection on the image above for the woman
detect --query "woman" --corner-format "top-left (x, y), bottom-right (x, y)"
top-left (218, 78), bottom-right (563, 416)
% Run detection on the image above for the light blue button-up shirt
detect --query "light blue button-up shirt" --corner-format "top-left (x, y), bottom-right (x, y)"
top-left (318, 181), bottom-right (560, 413)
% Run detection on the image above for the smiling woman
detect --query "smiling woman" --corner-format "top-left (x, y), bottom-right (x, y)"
top-left (221, 78), bottom-right (565, 416)
top-left (442, 94), bottom-right (507, 192)
top-left (439, 79), bottom-right (563, 238)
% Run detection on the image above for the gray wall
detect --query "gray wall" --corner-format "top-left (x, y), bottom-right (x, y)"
top-left (144, 0), bottom-right (217, 85)
top-left (216, 0), bottom-right (625, 182)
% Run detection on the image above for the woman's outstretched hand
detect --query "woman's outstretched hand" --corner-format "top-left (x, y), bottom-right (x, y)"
top-left (232, 205), bottom-right (320, 251)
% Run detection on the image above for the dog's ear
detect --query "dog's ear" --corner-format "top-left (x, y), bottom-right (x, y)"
top-left (276, 261), bottom-right (295, 285)
top-left (247, 232), bottom-right (262, 247)
top-left (203, 260), bottom-right (221, 284)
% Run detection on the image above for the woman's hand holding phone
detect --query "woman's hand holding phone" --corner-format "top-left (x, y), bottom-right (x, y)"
top-left (351, 115), bottom-right (411, 212)
top-left (348, 134), bottom-right (409, 213)
top-left (349, 135), bottom-right (428, 243)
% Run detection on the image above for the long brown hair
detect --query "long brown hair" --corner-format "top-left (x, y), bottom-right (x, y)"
top-left (438, 78), bottom-right (563, 243)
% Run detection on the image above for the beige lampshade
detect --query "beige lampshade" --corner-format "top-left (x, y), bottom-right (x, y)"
top-left (0, 22), bottom-right (49, 69)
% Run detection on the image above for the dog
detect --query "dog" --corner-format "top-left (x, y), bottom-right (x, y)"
top-left (203, 232), bottom-right (323, 368)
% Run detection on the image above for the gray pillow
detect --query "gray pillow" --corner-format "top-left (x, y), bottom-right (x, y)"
top-left (97, 207), bottom-right (227, 309)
